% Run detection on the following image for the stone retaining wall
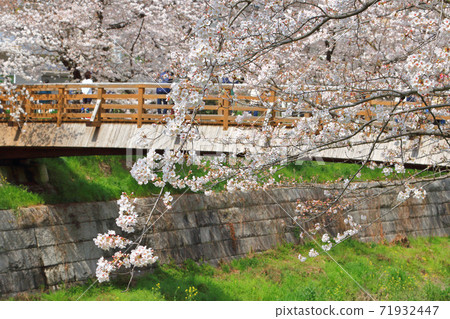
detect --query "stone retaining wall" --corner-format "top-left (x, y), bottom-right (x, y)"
top-left (0, 179), bottom-right (449, 297)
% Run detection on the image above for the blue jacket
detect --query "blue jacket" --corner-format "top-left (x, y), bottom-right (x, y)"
top-left (157, 72), bottom-right (172, 94)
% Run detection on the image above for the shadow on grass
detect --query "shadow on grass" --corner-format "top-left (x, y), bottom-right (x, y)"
top-left (36, 156), bottom-right (178, 205)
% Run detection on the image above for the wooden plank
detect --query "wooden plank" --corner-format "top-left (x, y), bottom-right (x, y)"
top-left (101, 104), bottom-right (138, 109)
top-left (235, 95), bottom-right (259, 101)
top-left (30, 94), bottom-right (59, 99)
top-left (65, 114), bottom-right (93, 119)
top-left (103, 94), bottom-right (139, 99)
top-left (99, 113), bottom-right (138, 119)
top-left (137, 87), bottom-right (144, 128)
top-left (192, 114), bottom-right (224, 120)
top-left (141, 114), bottom-right (170, 119)
top-left (57, 87), bottom-right (65, 126)
top-left (66, 94), bottom-right (97, 99)
top-left (143, 105), bottom-right (173, 112)
top-left (203, 96), bottom-right (222, 100)
top-left (227, 105), bottom-right (268, 112)
top-left (143, 94), bottom-right (169, 99)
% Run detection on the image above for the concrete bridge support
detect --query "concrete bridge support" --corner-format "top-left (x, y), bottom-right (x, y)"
top-left (0, 160), bottom-right (49, 185)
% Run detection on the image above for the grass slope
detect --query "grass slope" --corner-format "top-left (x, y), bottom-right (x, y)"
top-left (0, 156), bottom-right (431, 210)
top-left (20, 237), bottom-right (449, 301)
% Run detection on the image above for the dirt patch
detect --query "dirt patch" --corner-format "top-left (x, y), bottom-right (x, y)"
top-left (260, 267), bottom-right (282, 283)
top-left (390, 234), bottom-right (410, 248)
top-left (99, 161), bottom-right (112, 176)
top-left (376, 254), bottom-right (391, 262)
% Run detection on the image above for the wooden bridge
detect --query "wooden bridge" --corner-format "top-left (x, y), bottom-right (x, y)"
top-left (0, 83), bottom-right (448, 167)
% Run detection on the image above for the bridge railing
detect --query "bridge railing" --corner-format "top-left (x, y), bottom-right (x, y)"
top-left (0, 83), bottom-right (448, 129)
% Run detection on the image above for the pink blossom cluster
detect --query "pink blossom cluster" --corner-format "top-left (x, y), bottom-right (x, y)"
top-left (162, 192), bottom-right (173, 209)
top-left (116, 193), bottom-right (138, 233)
top-left (95, 251), bottom-right (132, 283)
top-left (130, 245), bottom-right (159, 267)
top-left (397, 184), bottom-right (427, 202)
top-left (130, 150), bottom-right (162, 185)
top-left (93, 230), bottom-right (131, 251)
top-left (95, 257), bottom-right (115, 283)
top-left (334, 215), bottom-right (362, 244)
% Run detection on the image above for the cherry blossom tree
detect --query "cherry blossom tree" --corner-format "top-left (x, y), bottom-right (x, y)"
top-left (0, 0), bottom-right (203, 81)
top-left (1, 0), bottom-right (449, 283)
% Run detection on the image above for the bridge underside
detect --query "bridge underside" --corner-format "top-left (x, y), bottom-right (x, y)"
top-left (0, 146), bottom-right (127, 160)
top-left (0, 146), bottom-right (439, 170)
top-left (0, 123), bottom-right (447, 169)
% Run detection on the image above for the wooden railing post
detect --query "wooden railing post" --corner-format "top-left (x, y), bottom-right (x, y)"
top-left (96, 87), bottom-right (104, 124)
top-left (57, 87), bottom-right (65, 126)
top-left (137, 86), bottom-right (144, 128)
top-left (16, 89), bottom-right (26, 123)
top-left (221, 89), bottom-right (230, 130)
top-left (88, 87), bottom-right (104, 126)
top-left (24, 89), bottom-right (32, 121)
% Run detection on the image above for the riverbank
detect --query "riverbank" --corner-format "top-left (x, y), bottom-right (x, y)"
top-left (1, 179), bottom-right (448, 297)
top-left (11, 237), bottom-right (450, 301)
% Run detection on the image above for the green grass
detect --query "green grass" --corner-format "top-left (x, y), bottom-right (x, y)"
top-left (0, 156), bottom-right (439, 210)
top-left (37, 156), bottom-right (166, 203)
top-left (0, 156), bottom-right (176, 209)
top-left (19, 236), bottom-right (449, 301)
top-left (275, 161), bottom-right (431, 184)
top-left (0, 183), bottom-right (43, 210)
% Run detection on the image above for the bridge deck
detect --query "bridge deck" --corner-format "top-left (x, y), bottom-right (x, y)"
top-left (0, 122), bottom-right (447, 169)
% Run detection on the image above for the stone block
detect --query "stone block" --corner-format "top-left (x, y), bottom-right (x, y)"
top-left (178, 228), bottom-right (201, 246)
top-left (44, 260), bottom-right (95, 286)
top-left (0, 248), bottom-right (42, 272)
top-left (34, 220), bottom-right (107, 248)
top-left (0, 211), bottom-right (19, 232)
top-left (40, 241), bottom-right (101, 267)
top-left (232, 220), bottom-right (278, 238)
top-left (171, 194), bottom-right (206, 213)
top-left (44, 263), bottom-right (76, 286)
top-left (217, 207), bottom-right (244, 224)
top-left (236, 234), bottom-right (279, 255)
top-left (198, 241), bottom-right (233, 260)
top-left (425, 180), bottom-right (448, 192)
top-left (171, 212), bottom-right (197, 230)
top-left (73, 260), bottom-right (95, 281)
top-left (195, 210), bottom-right (221, 227)
top-left (0, 229), bottom-right (37, 252)
top-left (199, 227), bottom-right (212, 243)
top-left (0, 268), bottom-right (45, 295)
top-left (0, 252), bottom-right (8, 271)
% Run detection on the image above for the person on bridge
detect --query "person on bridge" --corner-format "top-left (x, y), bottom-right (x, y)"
top-left (157, 71), bottom-right (173, 114)
top-left (81, 71), bottom-right (94, 113)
